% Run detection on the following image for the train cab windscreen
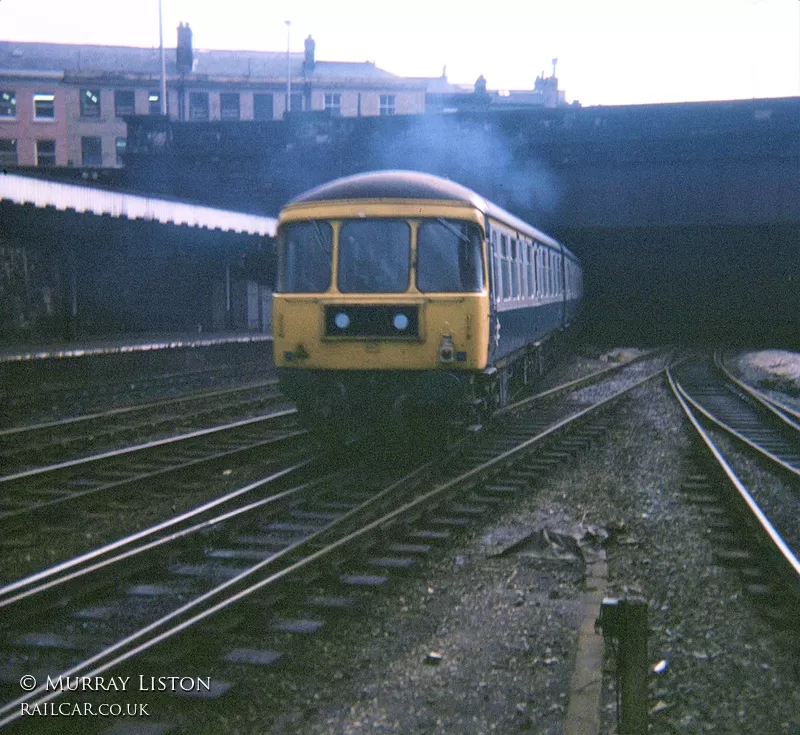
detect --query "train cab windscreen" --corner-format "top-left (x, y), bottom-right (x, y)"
top-left (416, 219), bottom-right (484, 293)
top-left (338, 219), bottom-right (410, 293)
top-left (277, 221), bottom-right (333, 293)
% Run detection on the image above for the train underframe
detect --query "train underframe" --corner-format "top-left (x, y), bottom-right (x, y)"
top-left (277, 329), bottom-right (567, 441)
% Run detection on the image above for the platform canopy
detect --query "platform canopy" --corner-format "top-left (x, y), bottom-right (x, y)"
top-left (0, 172), bottom-right (277, 237)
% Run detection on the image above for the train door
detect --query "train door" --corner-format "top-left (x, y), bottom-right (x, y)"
top-left (558, 246), bottom-right (567, 327)
top-left (486, 222), bottom-right (501, 361)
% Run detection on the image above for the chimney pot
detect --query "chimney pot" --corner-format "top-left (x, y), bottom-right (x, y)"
top-left (304, 35), bottom-right (316, 74)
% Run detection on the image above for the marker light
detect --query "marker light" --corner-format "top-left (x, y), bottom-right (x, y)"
top-left (439, 335), bottom-right (455, 363)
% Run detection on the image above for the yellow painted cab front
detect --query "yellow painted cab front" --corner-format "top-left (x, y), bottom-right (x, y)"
top-left (272, 201), bottom-right (491, 372)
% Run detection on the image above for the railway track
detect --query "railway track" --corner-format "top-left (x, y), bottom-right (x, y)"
top-left (0, 351), bottom-right (671, 730)
top-left (1, 360), bottom-right (275, 429)
top-left (719, 353), bottom-right (800, 428)
top-left (668, 357), bottom-right (800, 616)
top-left (0, 379), bottom-right (289, 474)
top-left (0, 406), bottom-right (304, 525)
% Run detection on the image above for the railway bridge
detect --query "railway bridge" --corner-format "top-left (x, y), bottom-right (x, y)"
top-left (123, 96), bottom-right (800, 346)
top-left (3, 96), bottom-right (798, 345)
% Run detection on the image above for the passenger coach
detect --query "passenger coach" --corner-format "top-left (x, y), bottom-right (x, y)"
top-left (272, 170), bottom-right (582, 433)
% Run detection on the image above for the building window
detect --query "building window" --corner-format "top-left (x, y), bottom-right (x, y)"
top-left (114, 90), bottom-right (135, 117)
top-left (36, 139), bottom-right (56, 166)
top-left (253, 93), bottom-right (273, 121)
top-left (148, 91), bottom-right (161, 115)
top-left (33, 93), bottom-right (55, 120)
top-left (189, 92), bottom-right (209, 121)
top-left (0, 139), bottom-right (18, 165)
top-left (220, 93), bottom-right (240, 121)
top-left (0, 91), bottom-right (16, 118)
top-left (324, 93), bottom-right (341, 116)
top-left (115, 137), bottom-right (126, 165)
top-left (80, 89), bottom-right (101, 118)
top-left (288, 92), bottom-right (303, 113)
top-left (500, 235), bottom-right (511, 300)
top-left (380, 94), bottom-right (395, 116)
top-left (81, 136), bottom-right (102, 166)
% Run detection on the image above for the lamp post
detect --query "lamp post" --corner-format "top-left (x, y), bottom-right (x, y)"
top-left (285, 20), bottom-right (292, 116)
top-left (158, 0), bottom-right (167, 115)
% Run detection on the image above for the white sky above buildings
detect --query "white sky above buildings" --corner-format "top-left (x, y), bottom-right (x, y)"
top-left (1, 0), bottom-right (799, 106)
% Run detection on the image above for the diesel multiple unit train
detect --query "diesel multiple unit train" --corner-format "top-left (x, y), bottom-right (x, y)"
top-left (272, 170), bottom-right (582, 434)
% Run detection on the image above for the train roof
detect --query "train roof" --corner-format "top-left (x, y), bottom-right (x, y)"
top-left (286, 170), bottom-right (484, 207)
top-left (284, 170), bottom-right (566, 253)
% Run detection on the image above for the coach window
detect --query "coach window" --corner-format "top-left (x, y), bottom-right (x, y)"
top-left (338, 219), bottom-right (409, 293)
top-left (492, 232), bottom-right (503, 301)
top-left (509, 239), bottom-right (516, 298)
top-left (500, 235), bottom-right (511, 300)
top-left (539, 249), bottom-right (544, 294)
top-left (539, 248), bottom-right (546, 297)
top-left (417, 219), bottom-right (484, 293)
top-left (277, 221), bottom-right (333, 293)
top-left (545, 250), bottom-right (552, 296)
top-left (553, 252), bottom-right (559, 295)
top-left (521, 241), bottom-right (529, 298)
top-left (527, 244), bottom-right (535, 296)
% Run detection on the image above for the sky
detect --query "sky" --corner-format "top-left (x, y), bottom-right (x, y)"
top-left (1, 0), bottom-right (799, 106)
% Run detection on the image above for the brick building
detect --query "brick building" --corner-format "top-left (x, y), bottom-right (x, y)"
top-left (0, 27), bottom-right (427, 169)
top-left (0, 26), bottom-right (573, 172)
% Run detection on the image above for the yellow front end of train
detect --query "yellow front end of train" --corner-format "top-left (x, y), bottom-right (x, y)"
top-left (272, 195), bottom-right (492, 430)
top-left (273, 291), bottom-right (489, 371)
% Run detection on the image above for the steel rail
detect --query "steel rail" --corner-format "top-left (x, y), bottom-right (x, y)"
top-left (498, 348), bottom-right (665, 415)
top-left (715, 353), bottom-right (800, 430)
top-left (0, 359), bottom-right (668, 726)
top-left (667, 367), bottom-right (800, 585)
top-left (0, 359), bottom-right (271, 407)
top-left (0, 407), bottom-right (297, 485)
top-left (1, 355), bottom-right (653, 598)
top-left (0, 457), bottom-right (322, 606)
top-left (1, 356), bottom-right (655, 596)
top-left (674, 360), bottom-right (800, 482)
top-left (0, 378), bottom-right (280, 437)
top-left (0, 453), bottom-right (443, 724)
top-left (0, 427), bottom-right (307, 527)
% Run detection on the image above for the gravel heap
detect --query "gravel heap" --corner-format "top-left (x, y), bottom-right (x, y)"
top-left (728, 349), bottom-right (800, 410)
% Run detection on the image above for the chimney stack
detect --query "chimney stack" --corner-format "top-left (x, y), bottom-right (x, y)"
top-left (303, 35), bottom-right (316, 74)
top-left (176, 22), bottom-right (193, 74)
